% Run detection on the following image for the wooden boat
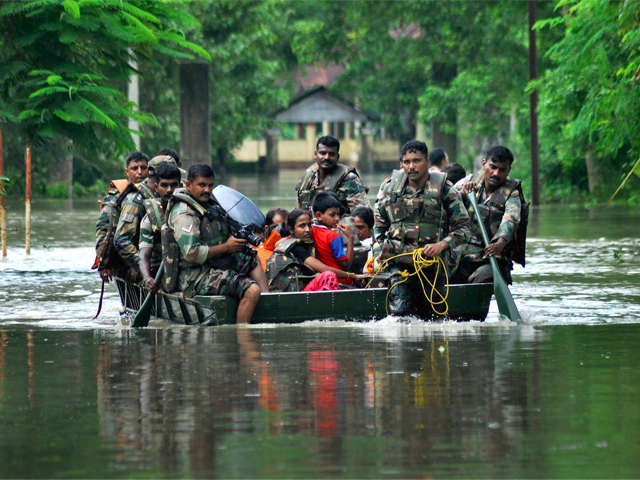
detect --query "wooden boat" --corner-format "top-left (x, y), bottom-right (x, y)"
top-left (115, 278), bottom-right (494, 325)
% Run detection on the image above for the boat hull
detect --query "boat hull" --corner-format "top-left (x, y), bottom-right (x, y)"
top-left (116, 279), bottom-right (494, 325)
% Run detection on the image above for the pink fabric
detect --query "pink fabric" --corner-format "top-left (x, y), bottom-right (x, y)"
top-left (303, 271), bottom-right (341, 292)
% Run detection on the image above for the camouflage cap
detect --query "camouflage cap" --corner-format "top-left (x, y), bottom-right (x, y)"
top-left (148, 155), bottom-right (187, 181)
top-left (149, 155), bottom-right (177, 170)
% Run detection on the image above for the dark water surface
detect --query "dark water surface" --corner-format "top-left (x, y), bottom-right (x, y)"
top-left (1, 171), bottom-right (639, 478)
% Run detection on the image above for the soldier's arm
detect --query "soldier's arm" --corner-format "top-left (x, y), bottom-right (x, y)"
top-left (95, 209), bottom-right (110, 254)
top-left (442, 183), bottom-right (471, 250)
top-left (455, 174), bottom-right (477, 196)
top-left (373, 181), bottom-right (390, 243)
top-left (172, 212), bottom-right (209, 264)
top-left (340, 173), bottom-right (371, 211)
top-left (95, 200), bottom-right (114, 255)
top-left (114, 198), bottom-right (143, 271)
top-left (492, 191), bottom-right (521, 245)
top-left (138, 215), bottom-right (156, 291)
top-left (173, 212), bottom-right (245, 264)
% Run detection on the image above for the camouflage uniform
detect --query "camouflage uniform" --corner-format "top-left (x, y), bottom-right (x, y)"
top-left (95, 185), bottom-right (119, 260)
top-left (113, 183), bottom-right (156, 277)
top-left (265, 237), bottom-right (317, 292)
top-left (453, 171), bottom-right (525, 284)
top-left (165, 190), bottom-right (257, 299)
top-left (93, 180), bottom-right (139, 282)
top-left (295, 163), bottom-right (370, 214)
top-left (374, 170), bottom-right (471, 317)
top-left (138, 198), bottom-right (165, 270)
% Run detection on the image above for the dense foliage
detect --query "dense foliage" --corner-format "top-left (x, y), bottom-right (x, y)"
top-left (0, 0), bottom-right (208, 195)
top-left (290, 0), bottom-right (551, 198)
top-left (534, 0), bottom-right (640, 202)
top-left (140, 0), bottom-right (296, 165)
top-left (1, 0), bottom-right (638, 203)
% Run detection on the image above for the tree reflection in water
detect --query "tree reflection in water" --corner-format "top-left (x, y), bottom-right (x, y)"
top-left (93, 325), bottom-right (545, 476)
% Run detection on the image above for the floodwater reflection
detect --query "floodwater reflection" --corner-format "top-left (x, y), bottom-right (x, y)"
top-left (1, 324), bottom-right (640, 477)
top-left (94, 326), bottom-right (538, 476)
top-left (2, 181), bottom-right (640, 477)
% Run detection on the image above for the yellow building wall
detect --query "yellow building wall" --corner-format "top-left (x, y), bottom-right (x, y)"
top-left (232, 139), bottom-right (399, 164)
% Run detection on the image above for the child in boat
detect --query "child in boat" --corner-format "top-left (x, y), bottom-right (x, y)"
top-left (352, 206), bottom-right (375, 273)
top-left (311, 192), bottom-right (356, 285)
top-left (253, 207), bottom-right (289, 270)
top-left (265, 207), bottom-right (289, 237)
top-left (266, 210), bottom-right (369, 292)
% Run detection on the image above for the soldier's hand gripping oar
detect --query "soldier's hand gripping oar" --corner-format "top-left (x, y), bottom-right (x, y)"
top-left (132, 262), bottom-right (164, 328)
top-left (468, 191), bottom-right (522, 322)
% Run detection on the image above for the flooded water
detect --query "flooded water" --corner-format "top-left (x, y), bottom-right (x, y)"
top-left (1, 170), bottom-right (640, 477)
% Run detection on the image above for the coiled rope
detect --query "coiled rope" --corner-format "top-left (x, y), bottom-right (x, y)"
top-left (365, 248), bottom-right (449, 316)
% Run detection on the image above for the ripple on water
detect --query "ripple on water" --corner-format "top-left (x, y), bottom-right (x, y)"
top-left (1, 232), bottom-right (640, 328)
top-left (0, 246), bottom-right (121, 328)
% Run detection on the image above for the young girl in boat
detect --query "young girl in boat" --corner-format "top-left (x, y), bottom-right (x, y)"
top-left (266, 209), bottom-right (370, 292)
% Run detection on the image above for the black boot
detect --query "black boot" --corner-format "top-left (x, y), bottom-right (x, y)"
top-left (387, 278), bottom-right (413, 316)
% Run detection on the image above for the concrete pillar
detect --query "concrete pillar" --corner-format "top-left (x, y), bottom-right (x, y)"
top-left (354, 121), bottom-right (361, 139)
top-left (180, 63), bottom-right (211, 170)
top-left (345, 122), bottom-right (352, 140)
top-left (306, 122), bottom-right (317, 160)
top-left (264, 128), bottom-right (280, 174)
top-left (322, 121), bottom-right (330, 136)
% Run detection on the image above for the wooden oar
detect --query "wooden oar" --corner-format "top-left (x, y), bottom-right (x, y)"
top-left (132, 263), bottom-right (164, 328)
top-left (468, 191), bottom-right (522, 322)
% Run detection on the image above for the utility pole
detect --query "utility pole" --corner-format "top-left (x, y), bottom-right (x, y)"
top-left (25, 140), bottom-right (31, 255)
top-left (0, 129), bottom-right (6, 257)
top-left (529, 0), bottom-right (540, 206)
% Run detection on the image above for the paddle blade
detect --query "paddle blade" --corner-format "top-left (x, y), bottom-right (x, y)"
top-left (490, 257), bottom-right (522, 322)
top-left (132, 293), bottom-right (154, 328)
top-left (132, 263), bottom-right (164, 328)
top-left (468, 192), bottom-right (522, 323)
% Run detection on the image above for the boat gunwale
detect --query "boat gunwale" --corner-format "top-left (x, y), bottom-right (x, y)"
top-left (116, 278), bottom-right (494, 325)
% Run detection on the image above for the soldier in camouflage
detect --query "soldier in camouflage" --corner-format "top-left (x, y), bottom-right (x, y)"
top-left (113, 152), bottom-right (156, 279)
top-left (374, 140), bottom-right (471, 317)
top-left (295, 135), bottom-right (370, 215)
top-left (94, 151), bottom-right (150, 284)
top-left (166, 164), bottom-right (268, 324)
top-left (139, 162), bottom-right (181, 293)
top-left (454, 145), bottom-right (526, 285)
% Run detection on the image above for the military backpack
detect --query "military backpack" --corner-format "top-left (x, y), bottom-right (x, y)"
top-left (296, 163), bottom-right (361, 213)
top-left (92, 180), bottom-right (137, 271)
top-left (265, 237), bottom-right (317, 292)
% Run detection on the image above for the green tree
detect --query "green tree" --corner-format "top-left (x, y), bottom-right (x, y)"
top-left (138, 0), bottom-right (298, 171)
top-left (292, 0), bottom-right (434, 145)
top-left (0, 0), bottom-right (208, 194)
top-left (0, 175), bottom-right (8, 197)
top-left (534, 0), bottom-right (640, 200)
top-left (291, 1), bottom-right (538, 172)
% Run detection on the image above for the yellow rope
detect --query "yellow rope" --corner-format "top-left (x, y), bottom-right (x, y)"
top-left (365, 248), bottom-right (449, 316)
